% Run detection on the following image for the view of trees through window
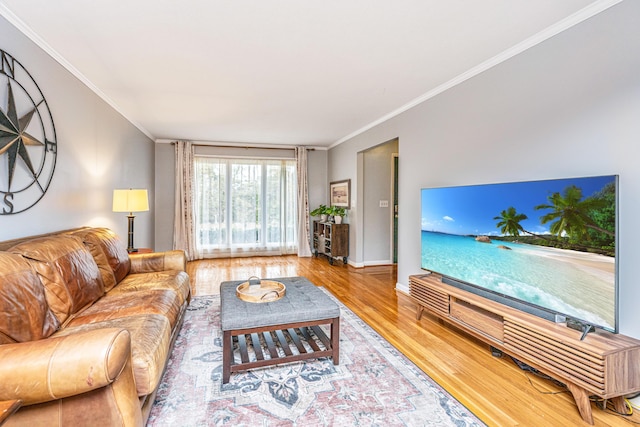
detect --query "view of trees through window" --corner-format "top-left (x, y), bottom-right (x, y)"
top-left (194, 157), bottom-right (297, 256)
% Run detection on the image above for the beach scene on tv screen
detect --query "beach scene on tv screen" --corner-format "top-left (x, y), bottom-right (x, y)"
top-left (421, 175), bottom-right (617, 331)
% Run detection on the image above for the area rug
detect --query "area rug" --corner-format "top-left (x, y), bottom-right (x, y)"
top-left (147, 292), bottom-right (485, 427)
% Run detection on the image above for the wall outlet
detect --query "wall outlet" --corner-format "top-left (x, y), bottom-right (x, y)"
top-left (379, 200), bottom-right (389, 208)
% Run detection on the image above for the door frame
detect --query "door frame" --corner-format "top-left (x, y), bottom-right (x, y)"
top-left (391, 153), bottom-right (398, 264)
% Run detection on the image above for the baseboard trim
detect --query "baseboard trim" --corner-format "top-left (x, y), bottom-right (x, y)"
top-left (345, 260), bottom-right (394, 268)
top-left (395, 282), bottom-right (409, 294)
top-left (362, 260), bottom-right (393, 267)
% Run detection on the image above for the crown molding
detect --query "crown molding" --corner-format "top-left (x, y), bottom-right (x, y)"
top-left (0, 3), bottom-right (155, 140)
top-left (330, 0), bottom-right (623, 149)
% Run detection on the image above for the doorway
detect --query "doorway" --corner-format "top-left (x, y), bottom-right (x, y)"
top-left (359, 138), bottom-right (398, 266)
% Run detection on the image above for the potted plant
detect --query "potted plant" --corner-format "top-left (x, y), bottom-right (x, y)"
top-left (310, 204), bottom-right (329, 222)
top-left (328, 205), bottom-right (347, 224)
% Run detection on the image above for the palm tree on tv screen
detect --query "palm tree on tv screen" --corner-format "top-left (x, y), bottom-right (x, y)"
top-left (534, 185), bottom-right (614, 239)
top-left (493, 207), bottom-right (529, 237)
top-left (493, 184), bottom-right (614, 256)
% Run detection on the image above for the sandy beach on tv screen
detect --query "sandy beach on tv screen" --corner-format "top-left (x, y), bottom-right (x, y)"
top-left (530, 244), bottom-right (614, 281)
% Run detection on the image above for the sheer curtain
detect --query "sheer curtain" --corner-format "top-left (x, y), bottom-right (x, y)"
top-left (173, 141), bottom-right (198, 260)
top-left (194, 156), bottom-right (298, 258)
top-left (296, 146), bottom-right (312, 257)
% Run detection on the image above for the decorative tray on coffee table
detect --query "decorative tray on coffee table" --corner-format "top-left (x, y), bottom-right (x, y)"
top-left (236, 276), bottom-right (286, 303)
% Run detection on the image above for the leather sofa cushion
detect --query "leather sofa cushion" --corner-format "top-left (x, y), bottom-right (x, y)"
top-left (109, 270), bottom-right (191, 305)
top-left (9, 235), bottom-right (105, 324)
top-left (54, 314), bottom-right (172, 396)
top-left (0, 252), bottom-right (60, 344)
top-left (67, 289), bottom-right (183, 330)
top-left (72, 228), bottom-right (131, 290)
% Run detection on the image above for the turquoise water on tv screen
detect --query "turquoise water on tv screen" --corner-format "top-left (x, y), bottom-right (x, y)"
top-left (421, 231), bottom-right (615, 330)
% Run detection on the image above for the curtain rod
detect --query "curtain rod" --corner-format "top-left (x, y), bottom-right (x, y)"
top-left (160, 140), bottom-right (317, 151)
top-left (191, 144), bottom-right (316, 151)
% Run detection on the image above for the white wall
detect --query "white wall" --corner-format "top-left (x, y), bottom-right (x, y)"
top-left (331, 1), bottom-right (640, 338)
top-left (0, 16), bottom-right (155, 245)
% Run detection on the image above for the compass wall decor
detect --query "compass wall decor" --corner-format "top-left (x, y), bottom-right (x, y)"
top-left (0, 49), bottom-right (57, 215)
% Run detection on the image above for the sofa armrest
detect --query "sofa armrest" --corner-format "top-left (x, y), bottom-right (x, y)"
top-left (0, 329), bottom-right (131, 405)
top-left (129, 250), bottom-right (187, 273)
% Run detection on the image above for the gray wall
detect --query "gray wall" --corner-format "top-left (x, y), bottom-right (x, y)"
top-left (0, 16), bottom-right (155, 245)
top-left (307, 150), bottom-right (328, 219)
top-left (154, 143), bottom-right (175, 251)
top-left (153, 144), bottom-right (328, 252)
top-left (330, 1), bottom-right (640, 339)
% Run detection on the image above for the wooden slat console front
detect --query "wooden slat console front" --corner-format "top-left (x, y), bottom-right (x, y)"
top-left (409, 273), bottom-right (640, 425)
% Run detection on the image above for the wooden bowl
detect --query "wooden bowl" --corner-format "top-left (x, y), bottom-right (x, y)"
top-left (236, 277), bottom-right (286, 303)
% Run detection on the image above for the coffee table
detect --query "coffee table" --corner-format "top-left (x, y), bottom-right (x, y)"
top-left (220, 276), bottom-right (340, 384)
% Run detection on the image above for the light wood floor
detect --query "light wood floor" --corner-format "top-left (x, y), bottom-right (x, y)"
top-left (187, 255), bottom-right (638, 426)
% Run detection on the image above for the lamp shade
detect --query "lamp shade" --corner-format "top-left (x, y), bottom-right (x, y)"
top-left (112, 189), bottom-right (149, 213)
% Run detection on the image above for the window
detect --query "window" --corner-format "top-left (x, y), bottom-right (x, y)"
top-left (194, 156), bottom-right (297, 257)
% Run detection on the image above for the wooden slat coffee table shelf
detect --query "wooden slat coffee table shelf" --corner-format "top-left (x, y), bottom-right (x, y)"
top-left (226, 321), bottom-right (338, 381)
top-left (220, 277), bottom-right (340, 384)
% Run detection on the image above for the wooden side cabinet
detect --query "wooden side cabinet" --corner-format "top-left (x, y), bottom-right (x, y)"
top-left (313, 221), bottom-right (348, 265)
top-left (129, 247), bottom-right (153, 254)
top-left (408, 272), bottom-right (640, 425)
top-left (0, 400), bottom-right (21, 425)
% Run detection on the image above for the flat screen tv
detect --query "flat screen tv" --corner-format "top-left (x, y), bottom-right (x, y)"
top-left (421, 175), bottom-right (618, 333)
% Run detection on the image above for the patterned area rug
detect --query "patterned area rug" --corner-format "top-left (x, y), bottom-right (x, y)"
top-left (147, 292), bottom-right (485, 426)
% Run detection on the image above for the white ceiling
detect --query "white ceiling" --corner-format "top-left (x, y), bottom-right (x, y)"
top-left (0, 0), bottom-right (618, 147)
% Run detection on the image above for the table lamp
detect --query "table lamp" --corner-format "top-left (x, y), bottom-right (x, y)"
top-left (112, 188), bottom-right (149, 252)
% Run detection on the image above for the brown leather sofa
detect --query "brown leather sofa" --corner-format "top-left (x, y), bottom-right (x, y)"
top-left (0, 227), bottom-right (190, 426)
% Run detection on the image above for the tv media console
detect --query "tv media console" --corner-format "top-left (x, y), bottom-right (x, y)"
top-left (408, 273), bottom-right (640, 425)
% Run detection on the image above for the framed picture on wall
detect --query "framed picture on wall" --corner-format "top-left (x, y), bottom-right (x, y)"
top-left (330, 179), bottom-right (351, 209)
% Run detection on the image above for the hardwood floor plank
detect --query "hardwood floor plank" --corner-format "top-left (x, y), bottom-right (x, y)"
top-left (187, 255), bottom-right (638, 426)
